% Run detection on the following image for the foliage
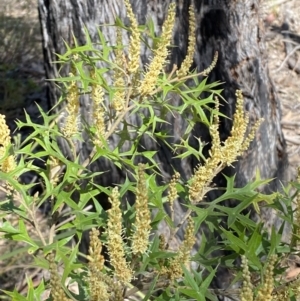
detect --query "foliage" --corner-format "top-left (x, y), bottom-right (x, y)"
top-left (0, 1), bottom-right (300, 301)
top-left (0, 0), bottom-right (41, 64)
top-left (0, 0), bottom-right (42, 125)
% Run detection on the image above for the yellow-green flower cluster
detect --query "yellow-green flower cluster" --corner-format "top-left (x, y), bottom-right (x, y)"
top-left (132, 163), bottom-right (151, 255)
top-left (189, 91), bottom-right (262, 203)
top-left (91, 70), bottom-right (106, 146)
top-left (221, 90), bottom-right (258, 163)
top-left (202, 51), bottom-right (219, 77)
top-left (189, 164), bottom-right (214, 204)
top-left (240, 256), bottom-right (254, 301)
top-left (167, 172), bottom-right (180, 212)
top-left (273, 288), bottom-right (291, 301)
top-left (177, 217), bottom-right (195, 266)
top-left (188, 104), bottom-right (223, 203)
top-left (62, 74), bottom-right (80, 138)
top-left (48, 253), bottom-right (72, 301)
top-left (255, 255), bottom-right (277, 301)
top-left (0, 114), bottom-right (16, 173)
top-left (107, 187), bottom-right (132, 283)
top-left (161, 217), bottom-right (195, 280)
top-left (112, 29), bottom-right (126, 112)
top-left (87, 228), bottom-right (109, 301)
top-left (176, 3), bottom-right (196, 78)
top-left (88, 264), bottom-right (123, 301)
top-left (89, 274), bottom-right (110, 301)
top-left (139, 3), bottom-right (176, 96)
top-left (48, 156), bottom-right (63, 186)
top-left (88, 228), bottom-right (105, 272)
top-left (273, 274), bottom-right (300, 301)
top-left (112, 74), bottom-right (126, 112)
top-left (124, 0), bottom-right (140, 74)
top-left (159, 234), bottom-right (167, 251)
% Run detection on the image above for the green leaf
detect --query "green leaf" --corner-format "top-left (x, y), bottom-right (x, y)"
top-left (221, 227), bottom-right (248, 253)
top-left (198, 267), bottom-right (217, 299)
top-left (142, 274), bottom-right (159, 301)
top-left (193, 209), bottom-right (208, 232)
top-left (0, 246), bottom-right (29, 261)
top-left (181, 266), bottom-right (205, 301)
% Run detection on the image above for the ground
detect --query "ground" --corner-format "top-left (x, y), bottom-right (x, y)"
top-left (263, 0), bottom-right (300, 171)
top-left (0, 0), bottom-right (299, 297)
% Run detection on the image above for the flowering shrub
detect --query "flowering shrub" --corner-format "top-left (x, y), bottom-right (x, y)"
top-left (0, 1), bottom-right (300, 300)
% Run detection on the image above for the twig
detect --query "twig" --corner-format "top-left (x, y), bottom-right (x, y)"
top-left (265, 0), bottom-right (293, 9)
top-left (55, 205), bottom-right (93, 229)
top-left (12, 190), bottom-right (48, 246)
top-left (285, 136), bottom-right (300, 145)
top-left (282, 121), bottom-right (300, 126)
top-left (81, 102), bottom-right (136, 169)
top-left (274, 45), bottom-right (300, 73)
top-left (288, 146), bottom-right (300, 157)
top-left (168, 208), bottom-right (192, 245)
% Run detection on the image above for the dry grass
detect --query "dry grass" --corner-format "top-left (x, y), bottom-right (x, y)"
top-left (0, 199), bottom-right (48, 298)
top-left (263, 0), bottom-right (300, 170)
top-left (0, 0), bottom-right (41, 65)
top-left (0, 0), bottom-right (45, 298)
top-left (0, 0), bottom-right (44, 127)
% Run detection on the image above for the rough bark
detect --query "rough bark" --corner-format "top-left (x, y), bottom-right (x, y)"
top-left (38, 0), bottom-right (290, 294)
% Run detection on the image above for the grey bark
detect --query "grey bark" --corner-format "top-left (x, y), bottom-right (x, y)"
top-left (38, 0), bottom-right (290, 296)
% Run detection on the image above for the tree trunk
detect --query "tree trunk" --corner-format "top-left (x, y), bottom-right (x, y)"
top-left (38, 0), bottom-right (290, 293)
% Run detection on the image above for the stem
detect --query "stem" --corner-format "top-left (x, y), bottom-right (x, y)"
top-left (168, 208), bottom-right (192, 245)
top-left (81, 103), bottom-right (136, 170)
top-left (150, 69), bottom-right (211, 97)
top-left (15, 191), bottom-right (47, 246)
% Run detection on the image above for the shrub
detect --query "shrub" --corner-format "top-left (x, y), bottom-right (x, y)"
top-left (0, 1), bottom-right (299, 300)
